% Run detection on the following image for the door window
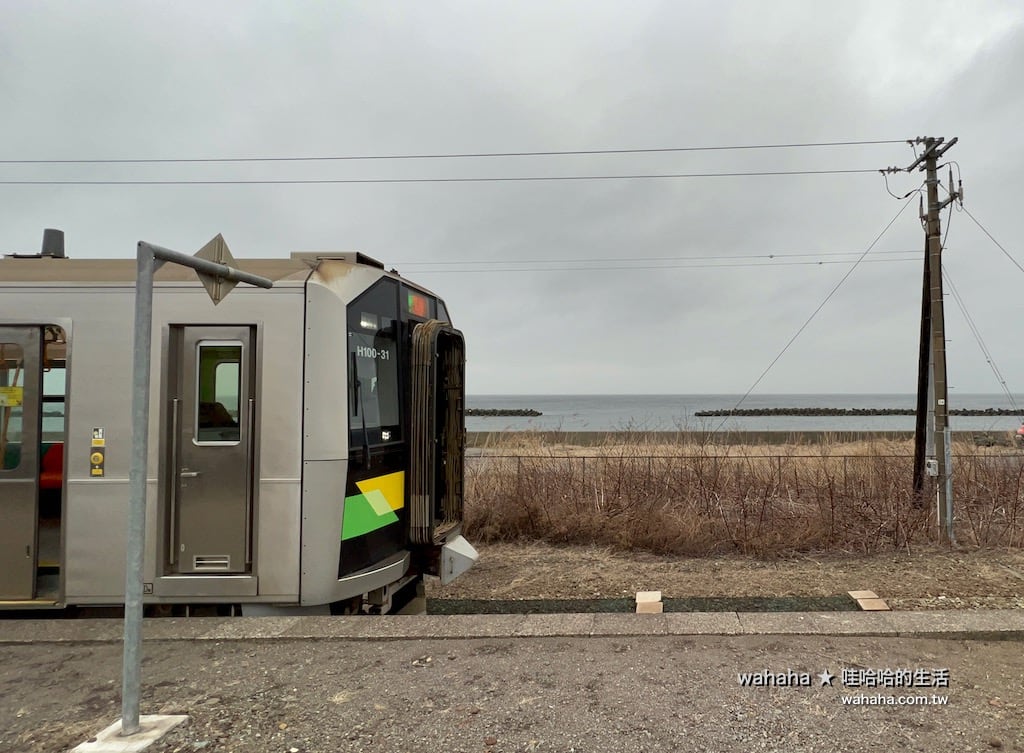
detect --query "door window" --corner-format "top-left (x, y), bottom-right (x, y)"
top-left (0, 344), bottom-right (24, 471)
top-left (42, 350), bottom-right (66, 441)
top-left (195, 342), bottom-right (242, 443)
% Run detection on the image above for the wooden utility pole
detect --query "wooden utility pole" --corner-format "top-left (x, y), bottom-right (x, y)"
top-left (907, 137), bottom-right (961, 541)
top-left (912, 231), bottom-right (931, 500)
top-left (924, 138), bottom-right (953, 543)
top-left (887, 137), bottom-right (960, 541)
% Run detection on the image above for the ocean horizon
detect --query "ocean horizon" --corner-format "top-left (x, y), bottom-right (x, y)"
top-left (465, 393), bottom-right (1024, 433)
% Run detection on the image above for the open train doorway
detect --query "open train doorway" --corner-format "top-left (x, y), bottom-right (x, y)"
top-left (0, 325), bottom-right (67, 604)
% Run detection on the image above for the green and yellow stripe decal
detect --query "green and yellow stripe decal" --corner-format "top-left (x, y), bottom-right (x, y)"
top-left (341, 471), bottom-right (405, 541)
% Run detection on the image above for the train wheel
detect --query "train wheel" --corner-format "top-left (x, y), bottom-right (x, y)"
top-left (391, 576), bottom-right (427, 615)
top-left (329, 596), bottom-right (363, 615)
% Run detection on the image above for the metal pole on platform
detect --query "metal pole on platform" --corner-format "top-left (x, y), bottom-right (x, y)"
top-left (120, 237), bottom-right (273, 736)
top-left (121, 243), bottom-right (155, 735)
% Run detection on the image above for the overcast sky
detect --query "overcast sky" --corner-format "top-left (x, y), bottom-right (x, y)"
top-left (2, 1), bottom-right (1023, 395)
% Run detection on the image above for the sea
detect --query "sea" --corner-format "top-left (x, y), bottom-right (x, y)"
top-left (7, 393), bottom-right (1023, 438)
top-left (465, 394), bottom-right (1024, 433)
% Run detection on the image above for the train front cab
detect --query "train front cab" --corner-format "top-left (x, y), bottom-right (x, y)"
top-left (297, 256), bottom-right (477, 613)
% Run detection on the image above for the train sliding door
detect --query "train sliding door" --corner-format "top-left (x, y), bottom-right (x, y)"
top-left (0, 327), bottom-right (42, 599)
top-left (165, 326), bottom-right (255, 574)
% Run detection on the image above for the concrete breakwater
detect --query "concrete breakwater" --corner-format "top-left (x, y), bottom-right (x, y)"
top-left (466, 408), bottom-right (542, 417)
top-left (695, 407), bottom-right (1023, 417)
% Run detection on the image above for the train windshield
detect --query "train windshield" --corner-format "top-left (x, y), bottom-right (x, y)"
top-left (348, 279), bottom-right (401, 445)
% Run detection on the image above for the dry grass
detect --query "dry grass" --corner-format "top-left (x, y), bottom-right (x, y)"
top-left (464, 434), bottom-right (1024, 556)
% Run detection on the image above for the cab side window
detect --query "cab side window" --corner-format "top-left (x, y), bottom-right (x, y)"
top-left (348, 280), bottom-right (401, 445)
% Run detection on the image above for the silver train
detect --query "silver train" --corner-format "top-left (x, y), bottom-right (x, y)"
top-left (0, 232), bottom-right (476, 614)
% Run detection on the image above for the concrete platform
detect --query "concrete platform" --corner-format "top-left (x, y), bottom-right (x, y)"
top-left (1, 610), bottom-right (1023, 644)
top-left (4, 617), bottom-right (1024, 752)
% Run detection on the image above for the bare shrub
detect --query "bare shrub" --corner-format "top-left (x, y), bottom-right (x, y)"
top-left (463, 436), bottom-right (1024, 556)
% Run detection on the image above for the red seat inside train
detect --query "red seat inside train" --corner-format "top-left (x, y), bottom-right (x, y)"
top-left (39, 442), bottom-right (64, 491)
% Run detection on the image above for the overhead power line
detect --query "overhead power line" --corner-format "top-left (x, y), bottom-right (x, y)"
top-left (961, 206), bottom-right (1024, 275)
top-left (0, 168), bottom-right (881, 186)
top-left (942, 268), bottom-right (1022, 421)
top-left (0, 139), bottom-right (906, 165)
top-left (714, 193), bottom-right (918, 434)
top-left (407, 257), bottom-right (919, 274)
top-left (396, 249), bottom-right (923, 266)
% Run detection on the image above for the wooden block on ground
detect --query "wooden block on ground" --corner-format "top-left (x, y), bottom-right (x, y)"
top-left (636, 601), bottom-right (664, 614)
top-left (635, 591), bottom-right (662, 604)
top-left (856, 598), bottom-right (890, 611)
top-left (848, 590), bottom-right (878, 600)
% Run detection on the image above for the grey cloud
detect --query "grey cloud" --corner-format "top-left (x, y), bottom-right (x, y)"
top-left (2, 1), bottom-right (1022, 394)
